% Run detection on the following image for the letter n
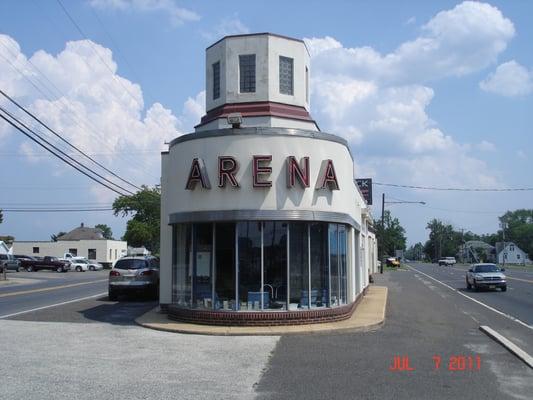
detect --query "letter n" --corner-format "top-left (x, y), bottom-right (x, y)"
top-left (286, 156), bottom-right (310, 188)
top-left (185, 158), bottom-right (211, 190)
top-left (315, 159), bottom-right (339, 190)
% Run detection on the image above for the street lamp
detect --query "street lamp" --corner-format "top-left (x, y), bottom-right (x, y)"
top-left (379, 193), bottom-right (426, 273)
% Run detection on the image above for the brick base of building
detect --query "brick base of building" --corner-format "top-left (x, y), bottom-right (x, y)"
top-left (165, 286), bottom-right (368, 326)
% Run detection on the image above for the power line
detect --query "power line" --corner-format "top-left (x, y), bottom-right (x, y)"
top-left (0, 31), bottom-right (159, 182)
top-left (0, 107), bottom-right (131, 196)
top-left (373, 182), bottom-right (533, 192)
top-left (0, 88), bottom-right (142, 191)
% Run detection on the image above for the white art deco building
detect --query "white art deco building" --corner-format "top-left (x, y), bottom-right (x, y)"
top-left (159, 33), bottom-right (378, 325)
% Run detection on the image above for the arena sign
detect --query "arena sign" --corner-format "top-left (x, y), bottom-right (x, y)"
top-left (185, 156), bottom-right (340, 191)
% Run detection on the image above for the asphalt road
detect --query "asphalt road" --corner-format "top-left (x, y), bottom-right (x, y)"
top-left (255, 267), bottom-right (533, 400)
top-left (1, 265), bottom-right (532, 399)
top-left (0, 270), bottom-right (109, 318)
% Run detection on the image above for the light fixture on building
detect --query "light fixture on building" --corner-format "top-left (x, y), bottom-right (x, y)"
top-left (227, 113), bottom-right (242, 128)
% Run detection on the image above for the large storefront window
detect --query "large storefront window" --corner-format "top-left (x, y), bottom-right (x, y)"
top-left (215, 223), bottom-right (236, 310)
top-left (289, 222), bottom-right (309, 310)
top-left (172, 224), bottom-right (192, 307)
top-left (237, 222), bottom-right (262, 310)
top-left (172, 221), bottom-right (350, 311)
top-left (339, 225), bottom-right (347, 305)
top-left (329, 224), bottom-right (339, 306)
top-left (192, 224), bottom-right (213, 309)
top-left (263, 222), bottom-right (287, 310)
top-left (310, 223), bottom-right (328, 308)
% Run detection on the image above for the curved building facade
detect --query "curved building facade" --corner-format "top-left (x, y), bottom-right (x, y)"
top-left (159, 33), bottom-right (377, 326)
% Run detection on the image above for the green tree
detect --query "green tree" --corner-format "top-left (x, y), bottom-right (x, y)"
top-left (405, 242), bottom-right (425, 260)
top-left (95, 224), bottom-right (114, 240)
top-left (424, 219), bottom-right (460, 261)
top-left (376, 210), bottom-right (407, 258)
top-left (113, 186), bottom-right (160, 253)
top-left (51, 231), bottom-right (67, 242)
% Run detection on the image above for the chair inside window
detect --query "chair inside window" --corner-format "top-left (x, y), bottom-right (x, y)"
top-left (299, 289), bottom-right (318, 308)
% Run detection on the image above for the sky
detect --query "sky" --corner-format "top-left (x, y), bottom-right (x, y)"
top-left (0, 0), bottom-right (532, 246)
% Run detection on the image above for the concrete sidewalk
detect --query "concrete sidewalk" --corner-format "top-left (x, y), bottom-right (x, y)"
top-left (135, 285), bottom-right (387, 336)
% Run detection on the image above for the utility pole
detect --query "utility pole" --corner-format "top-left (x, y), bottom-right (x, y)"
top-left (501, 221), bottom-right (507, 268)
top-left (380, 193), bottom-right (385, 274)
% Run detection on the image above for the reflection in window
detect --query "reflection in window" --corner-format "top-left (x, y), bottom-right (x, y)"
top-left (310, 223), bottom-right (329, 308)
top-left (329, 224), bottom-right (339, 306)
top-left (215, 223), bottom-right (236, 310)
top-left (263, 222), bottom-right (288, 310)
top-left (339, 225), bottom-right (347, 305)
top-left (238, 222), bottom-right (262, 310)
top-left (173, 224), bottom-right (192, 307)
top-left (171, 221), bottom-right (350, 311)
top-left (192, 224), bottom-right (213, 309)
top-left (289, 222), bottom-right (309, 309)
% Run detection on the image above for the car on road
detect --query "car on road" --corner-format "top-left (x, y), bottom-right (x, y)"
top-left (70, 259), bottom-right (89, 272)
top-left (108, 256), bottom-right (159, 300)
top-left (386, 257), bottom-right (400, 268)
top-left (87, 260), bottom-right (104, 271)
top-left (25, 256), bottom-right (70, 272)
top-left (438, 257), bottom-right (456, 266)
top-left (466, 263), bottom-right (506, 292)
top-left (0, 254), bottom-right (23, 272)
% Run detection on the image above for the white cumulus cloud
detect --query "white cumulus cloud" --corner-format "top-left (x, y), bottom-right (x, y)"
top-left (480, 60), bottom-right (533, 97)
top-left (89, 0), bottom-right (200, 26)
top-left (304, 1), bottom-right (513, 190)
top-left (0, 33), bottom-right (203, 192)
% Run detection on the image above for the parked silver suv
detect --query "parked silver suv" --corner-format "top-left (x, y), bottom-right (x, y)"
top-left (108, 256), bottom-right (159, 300)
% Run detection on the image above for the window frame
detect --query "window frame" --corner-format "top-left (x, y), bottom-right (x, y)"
top-left (279, 56), bottom-right (294, 95)
top-left (239, 54), bottom-right (256, 93)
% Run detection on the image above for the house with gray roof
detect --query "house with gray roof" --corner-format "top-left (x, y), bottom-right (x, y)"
top-left (495, 242), bottom-right (532, 265)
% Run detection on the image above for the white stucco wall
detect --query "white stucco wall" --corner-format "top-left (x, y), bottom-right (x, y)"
top-left (163, 134), bottom-right (362, 220)
top-left (205, 34), bottom-right (310, 112)
top-left (13, 240), bottom-right (127, 264)
top-left (160, 152), bottom-right (173, 304)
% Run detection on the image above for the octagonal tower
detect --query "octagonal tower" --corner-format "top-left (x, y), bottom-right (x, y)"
top-left (196, 33), bottom-right (318, 131)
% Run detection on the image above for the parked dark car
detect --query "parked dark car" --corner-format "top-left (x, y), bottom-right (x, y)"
top-left (24, 256), bottom-right (70, 272)
top-left (0, 254), bottom-right (23, 272)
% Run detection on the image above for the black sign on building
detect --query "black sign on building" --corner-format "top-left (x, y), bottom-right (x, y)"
top-left (355, 178), bottom-right (373, 205)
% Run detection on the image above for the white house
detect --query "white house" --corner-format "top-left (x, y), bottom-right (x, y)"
top-left (13, 223), bottom-right (127, 268)
top-left (496, 242), bottom-right (531, 265)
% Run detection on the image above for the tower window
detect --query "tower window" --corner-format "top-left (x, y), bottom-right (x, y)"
top-left (239, 54), bottom-right (256, 93)
top-left (279, 56), bottom-right (294, 95)
top-left (213, 61), bottom-right (220, 100)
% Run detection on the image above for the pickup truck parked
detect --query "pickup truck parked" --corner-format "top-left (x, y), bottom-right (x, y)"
top-left (438, 257), bottom-right (456, 266)
top-left (24, 256), bottom-right (70, 272)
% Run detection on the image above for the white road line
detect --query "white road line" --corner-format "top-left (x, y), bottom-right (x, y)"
top-left (0, 292), bottom-right (107, 319)
top-left (480, 326), bottom-right (533, 369)
top-left (407, 265), bottom-right (533, 331)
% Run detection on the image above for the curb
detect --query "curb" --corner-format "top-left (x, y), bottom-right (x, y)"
top-left (135, 286), bottom-right (387, 336)
top-left (479, 325), bottom-right (533, 369)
